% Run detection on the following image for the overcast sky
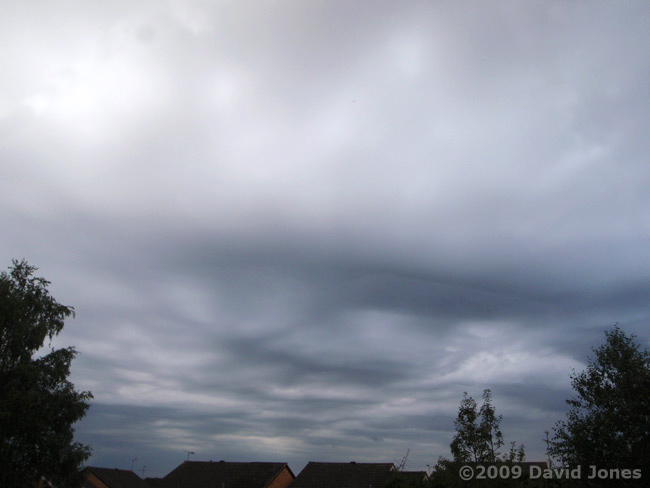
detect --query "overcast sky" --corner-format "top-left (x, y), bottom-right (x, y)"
top-left (2, 0), bottom-right (650, 478)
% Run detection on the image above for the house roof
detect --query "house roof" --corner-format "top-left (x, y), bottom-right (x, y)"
top-left (143, 478), bottom-right (167, 488)
top-left (159, 461), bottom-right (294, 488)
top-left (291, 462), bottom-right (396, 488)
top-left (85, 467), bottom-right (151, 488)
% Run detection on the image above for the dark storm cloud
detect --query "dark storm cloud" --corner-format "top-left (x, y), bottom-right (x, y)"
top-left (20, 209), bottom-right (650, 475)
top-left (218, 335), bottom-right (410, 388)
top-left (165, 231), bottom-right (650, 332)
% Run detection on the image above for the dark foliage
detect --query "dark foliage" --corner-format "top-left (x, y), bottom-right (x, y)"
top-left (0, 260), bottom-right (92, 487)
top-left (428, 389), bottom-right (532, 487)
top-left (449, 389), bottom-right (524, 463)
top-left (549, 325), bottom-right (650, 487)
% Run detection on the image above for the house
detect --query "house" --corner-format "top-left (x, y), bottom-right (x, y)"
top-left (290, 462), bottom-right (396, 488)
top-left (143, 478), bottom-right (168, 488)
top-left (143, 478), bottom-right (166, 488)
top-left (150, 460), bottom-right (295, 488)
top-left (83, 467), bottom-right (151, 488)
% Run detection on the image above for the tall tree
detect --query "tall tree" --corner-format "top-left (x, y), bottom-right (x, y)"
top-left (0, 260), bottom-right (93, 487)
top-left (450, 389), bottom-right (523, 463)
top-left (549, 325), bottom-right (650, 479)
top-left (429, 390), bottom-right (526, 488)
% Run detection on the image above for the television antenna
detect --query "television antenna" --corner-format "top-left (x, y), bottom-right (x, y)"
top-left (184, 450), bottom-right (195, 461)
top-left (397, 449), bottom-right (410, 471)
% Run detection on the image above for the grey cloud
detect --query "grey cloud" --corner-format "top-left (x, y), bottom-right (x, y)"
top-left (2, 0), bottom-right (650, 478)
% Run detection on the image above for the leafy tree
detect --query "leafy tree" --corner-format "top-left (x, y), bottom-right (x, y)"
top-left (549, 325), bottom-right (650, 483)
top-left (0, 260), bottom-right (92, 487)
top-left (450, 389), bottom-right (523, 463)
top-left (429, 390), bottom-right (527, 488)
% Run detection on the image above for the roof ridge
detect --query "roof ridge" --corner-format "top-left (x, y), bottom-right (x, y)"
top-left (305, 462), bottom-right (395, 465)
top-left (182, 461), bottom-right (288, 464)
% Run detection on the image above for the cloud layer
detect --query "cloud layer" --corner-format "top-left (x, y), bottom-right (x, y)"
top-left (2, 0), bottom-right (650, 477)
